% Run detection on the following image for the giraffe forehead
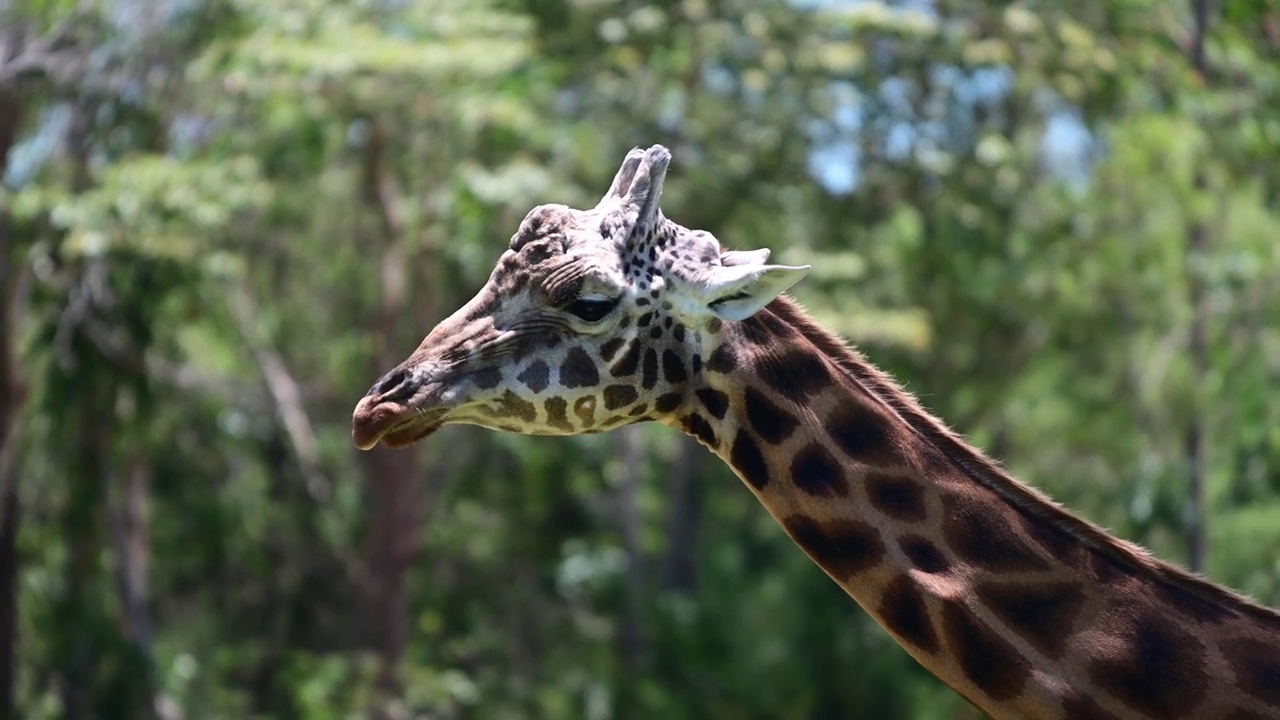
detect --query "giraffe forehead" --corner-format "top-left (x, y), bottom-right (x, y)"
top-left (490, 234), bottom-right (708, 305)
top-left (623, 223), bottom-right (723, 271)
top-left (490, 243), bottom-right (621, 306)
top-left (496, 205), bottom-right (731, 315)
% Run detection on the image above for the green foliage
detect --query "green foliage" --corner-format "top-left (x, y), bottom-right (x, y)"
top-left (3, 0), bottom-right (1279, 718)
top-left (22, 155), bottom-right (270, 261)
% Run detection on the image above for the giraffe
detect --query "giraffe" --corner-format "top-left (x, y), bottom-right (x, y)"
top-left (351, 145), bottom-right (1280, 719)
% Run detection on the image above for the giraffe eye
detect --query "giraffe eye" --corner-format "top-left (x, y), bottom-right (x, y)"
top-left (565, 297), bottom-right (617, 322)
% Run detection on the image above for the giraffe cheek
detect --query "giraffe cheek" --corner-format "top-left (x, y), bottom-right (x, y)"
top-left (474, 389), bottom-right (539, 427)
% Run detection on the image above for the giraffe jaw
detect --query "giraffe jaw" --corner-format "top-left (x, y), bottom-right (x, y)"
top-left (352, 399), bottom-right (448, 451)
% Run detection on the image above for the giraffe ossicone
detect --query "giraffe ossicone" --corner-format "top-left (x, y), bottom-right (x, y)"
top-left (353, 146), bottom-right (1280, 719)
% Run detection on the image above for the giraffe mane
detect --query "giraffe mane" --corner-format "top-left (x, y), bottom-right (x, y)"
top-left (763, 294), bottom-right (1280, 631)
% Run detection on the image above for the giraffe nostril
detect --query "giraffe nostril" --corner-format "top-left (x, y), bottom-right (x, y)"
top-left (371, 369), bottom-right (409, 398)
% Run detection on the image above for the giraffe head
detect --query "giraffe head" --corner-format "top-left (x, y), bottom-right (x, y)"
top-left (352, 145), bottom-right (809, 449)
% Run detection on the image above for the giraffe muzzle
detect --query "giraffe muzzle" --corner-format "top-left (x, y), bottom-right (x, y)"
top-left (352, 365), bottom-right (453, 450)
top-left (351, 394), bottom-right (449, 450)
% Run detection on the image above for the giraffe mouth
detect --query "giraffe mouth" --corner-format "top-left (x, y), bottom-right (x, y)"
top-left (352, 399), bottom-right (448, 451)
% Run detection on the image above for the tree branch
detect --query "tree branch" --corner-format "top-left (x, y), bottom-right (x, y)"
top-left (227, 282), bottom-right (331, 503)
top-left (0, 5), bottom-right (93, 88)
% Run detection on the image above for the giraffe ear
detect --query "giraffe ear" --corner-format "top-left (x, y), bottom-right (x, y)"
top-left (702, 263), bottom-right (811, 321)
top-left (720, 248), bottom-right (771, 267)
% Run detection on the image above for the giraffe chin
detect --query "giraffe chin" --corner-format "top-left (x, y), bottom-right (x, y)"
top-left (352, 404), bottom-right (448, 451)
top-left (379, 418), bottom-right (444, 449)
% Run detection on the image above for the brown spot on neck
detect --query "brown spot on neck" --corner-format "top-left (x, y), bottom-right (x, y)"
top-left (654, 392), bottom-right (682, 414)
top-left (781, 514), bottom-right (885, 581)
top-left (743, 387), bottom-right (798, 444)
top-left (694, 388), bottom-right (729, 419)
top-left (706, 343), bottom-right (737, 374)
top-left (865, 473), bottom-right (927, 522)
top-left (878, 577), bottom-right (940, 654)
top-left (941, 493), bottom-right (1050, 573)
top-left (756, 348), bottom-right (832, 402)
top-left (680, 412), bottom-right (718, 448)
top-left (1222, 638), bottom-right (1280, 707)
top-left (789, 442), bottom-right (848, 498)
top-left (940, 599), bottom-right (1030, 701)
top-left (1087, 610), bottom-right (1209, 717)
top-left (899, 535), bottom-right (950, 574)
top-left (729, 429), bottom-right (769, 490)
top-left (975, 580), bottom-right (1087, 659)
top-left (826, 402), bottom-right (897, 465)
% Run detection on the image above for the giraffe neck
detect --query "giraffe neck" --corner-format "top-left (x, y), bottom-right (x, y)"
top-left (665, 296), bottom-right (1280, 720)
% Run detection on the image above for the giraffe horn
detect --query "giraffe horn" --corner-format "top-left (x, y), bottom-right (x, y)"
top-left (598, 147), bottom-right (648, 206)
top-left (621, 145), bottom-right (671, 227)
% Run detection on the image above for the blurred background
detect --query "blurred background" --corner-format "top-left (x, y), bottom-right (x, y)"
top-left (1, 0), bottom-right (1279, 718)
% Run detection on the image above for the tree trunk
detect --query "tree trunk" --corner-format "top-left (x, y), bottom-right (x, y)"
top-left (0, 484), bottom-right (15, 720)
top-left (615, 426), bottom-right (648, 667)
top-left (661, 437), bottom-right (705, 593)
top-left (108, 457), bottom-right (157, 720)
top-left (110, 458), bottom-right (152, 652)
top-left (1184, 0), bottom-right (1211, 574)
top-left (62, 387), bottom-right (110, 720)
top-left (361, 448), bottom-right (422, 692)
top-left (0, 83), bottom-right (23, 720)
top-left (358, 116), bottom-right (433, 709)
